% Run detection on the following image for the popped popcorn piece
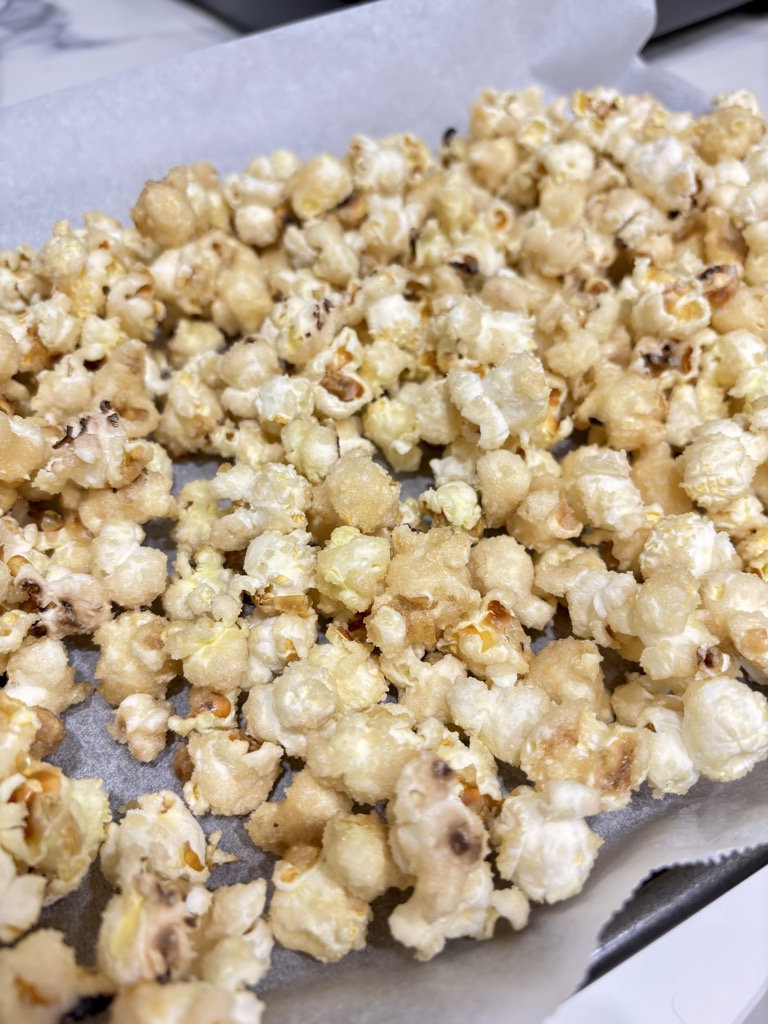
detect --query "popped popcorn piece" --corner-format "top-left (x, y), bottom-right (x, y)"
top-left (101, 790), bottom-right (211, 889)
top-left (0, 763), bottom-right (111, 900)
top-left (4, 636), bottom-right (89, 714)
top-left (247, 769), bottom-right (351, 856)
top-left (681, 675), bottom-right (768, 781)
top-left (269, 845), bottom-right (370, 962)
top-left (447, 353), bottom-right (550, 449)
top-left (0, 847), bottom-right (46, 942)
top-left (305, 705), bottom-right (423, 804)
top-left (520, 703), bottom-right (649, 811)
top-left (97, 874), bottom-right (207, 986)
top-left (0, 692), bottom-right (39, 780)
top-left (315, 526), bottom-right (391, 613)
top-left (491, 784), bottom-right (603, 903)
top-left (182, 730), bottom-right (283, 816)
top-left (95, 611), bottom-right (179, 705)
top-left (0, 930), bottom-right (108, 1024)
top-left (107, 694), bottom-right (172, 762)
top-left (322, 811), bottom-right (403, 901)
top-left (110, 981), bottom-right (264, 1024)
top-left (91, 517), bottom-right (167, 609)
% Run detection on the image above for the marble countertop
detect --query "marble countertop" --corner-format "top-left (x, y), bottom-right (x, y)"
top-left (0, 0), bottom-right (236, 106)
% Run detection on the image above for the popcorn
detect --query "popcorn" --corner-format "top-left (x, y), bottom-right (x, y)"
top-left (491, 785), bottom-right (603, 903)
top-left (0, 763), bottom-right (111, 901)
top-left (182, 731), bottom-right (283, 816)
top-left (681, 675), bottom-right (768, 781)
top-left (4, 636), bottom-right (90, 714)
top-left (269, 845), bottom-right (370, 962)
top-left (0, 930), bottom-right (107, 1024)
top-left (5, 79), bottom-right (768, 996)
top-left (521, 703), bottom-right (649, 811)
top-left (95, 611), bottom-right (179, 705)
top-left (101, 790), bottom-right (212, 889)
top-left (247, 769), bottom-right (351, 856)
top-left (315, 526), bottom-right (390, 612)
top-left (107, 694), bottom-right (172, 762)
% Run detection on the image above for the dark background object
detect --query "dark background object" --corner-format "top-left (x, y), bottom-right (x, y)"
top-left (186, 0), bottom-right (750, 38)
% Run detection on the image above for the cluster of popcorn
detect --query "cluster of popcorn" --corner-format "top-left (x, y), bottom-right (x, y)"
top-left (2, 83), bottom-right (768, 1020)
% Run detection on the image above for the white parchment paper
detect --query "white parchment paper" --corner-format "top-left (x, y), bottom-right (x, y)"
top-left (1, 1), bottom-right (767, 1021)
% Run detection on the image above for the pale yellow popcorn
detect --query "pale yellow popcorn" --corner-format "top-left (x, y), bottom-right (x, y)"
top-left (475, 449), bottom-right (532, 527)
top-left (282, 417), bottom-right (339, 483)
top-left (311, 450), bottom-right (400, 537)
top-left (0, 692), bottom-right (39, 780)
top-left (193, 878), bottom-right (273, 992)
top-left (448, 674), bottom-right (550, 764)
top-left (164, 547), bottom-right (234, 623)
top-left (564, 566), bottom-right (640, 649)
top-left (373, 525), bottom-right (480, 650)
top-left (421, 481), bottom-right (482, 531)
top-left (508, 474), bottom-right (582, 553)
top-left (4, 636), bottom-right (89, 714)
top-left (562, 445), bottom-right (647, 541)
top-left (164, 616), bottom-right (248, 692)
top-left (101, 791), bottom-right (211, 889)
top-left (244, 631), bottom-right (386, 757)
top-left (315, 526), bottom-right (390, 613)
top-left (624, 136), bottom-right (699, 212)
top-left (97, 874), bottom-right (209, 986)
top-left (521, 703), bottom-right (649, 811)
top-left (243, 610), bottom-right (318, 689)
top-left (362, 393), bottom-right (422, 472)
top-left (416, 717), bottom-right (502, 800)
top-left (91, 517), bottom-right (167, 609)
top-left (439, 594), bottom-right (531, 685)
top-left (182, 730), bottom-right (282, 816)
top-left (632, 569), bottom-right (717, 681)
top-left (491, 784), bottom-right (603, 903)
top-left (469, 535), bottom-right (554, 630)
top-left (305, 705), bottom-right (422, 804)
top-left (526, 638), bottom-right (612, 722)
top-left (13, 561), bottom-right (109, 639)
top-left (447, 353), bottom-right (550, 449)
top-left (389, 858), bottom-right (528, 961)
top-left (132, 162), bottom-right (229, 248)
top-left (0, 409), bottom-right (48, 485)
top-left (0, 930), bottom-right (107, 1024)
top-left (110, 981), bottom-right (264, 1024)
top-left (381, 649), bottom-right (467, 724)
top-left (640, 512), bottom-right (740, 578)
top-left (638, 704), bottom-right (700, 797)
top-left (0, 846), bottom-right (46, 943)
top-left (285, 154), bottom-right (352, 221)
top-left (681, 419), bottom-right (762, 511)
top-left (208, 462), bottom-right (312, 550)
top-left (239, 529), bottom-right (316, 613)
top-left (682, 675), bottom-right (768, 781)
top-left (0, 763), bottom-right (111, 901)
top-left (322, 811), bottom-right (403, 902)
top-left (33, 403), bottom-right (151, 495)
top-left (247, 769), bottom-right (351, 856)
top-left (107, 694), bottom-right (172, 763)
top-left (95, 611), bottom-right (179, 705)
top-left (575, 367), bottom-right (666, 451)
top-left (387, 753), bottom-right (519, 960)
top-left (269, 845), bottom-right (370, 962)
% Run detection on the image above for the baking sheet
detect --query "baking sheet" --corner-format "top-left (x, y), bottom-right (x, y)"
top-left (2, 0), bottom-right (768, 1021)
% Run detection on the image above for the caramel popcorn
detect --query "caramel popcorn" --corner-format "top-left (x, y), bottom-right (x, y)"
top-left (3, 80), bottom-right (768, 1011)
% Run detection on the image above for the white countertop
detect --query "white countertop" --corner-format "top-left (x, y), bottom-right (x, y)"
top-left (2, 3), bottom-right (767, 1022)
